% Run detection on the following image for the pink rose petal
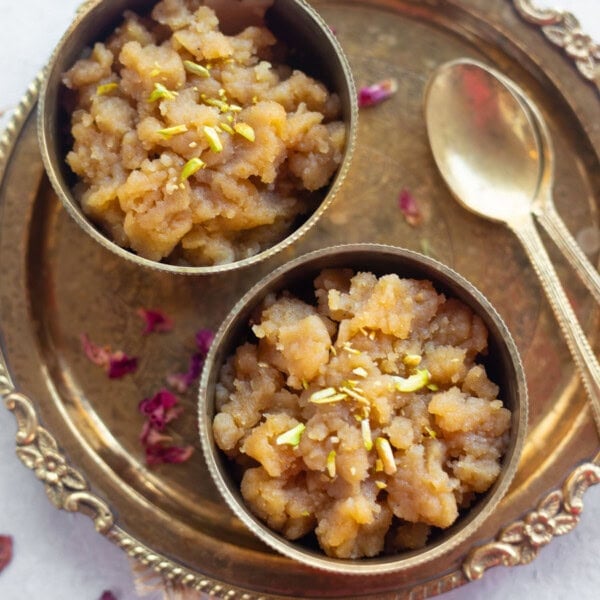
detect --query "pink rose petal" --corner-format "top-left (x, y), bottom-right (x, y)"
top-left (398, 188), bottom-right (423, 227)
top-left (81, 334), bottom-right (138, 379)
top-left (358, 78), bottom-right (398, 108)
top-left (137, 308), bottom-right (174, 335)
top-left (166, 329), bottom-right (214, 392)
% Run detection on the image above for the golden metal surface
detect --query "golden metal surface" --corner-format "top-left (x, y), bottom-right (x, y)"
top-left (1, 0), bottom-right (599, 598)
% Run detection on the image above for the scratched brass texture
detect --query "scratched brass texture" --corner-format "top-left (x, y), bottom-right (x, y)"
top-left (0, 0), bottom-right (599, 598)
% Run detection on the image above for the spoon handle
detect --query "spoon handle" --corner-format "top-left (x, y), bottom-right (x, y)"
top-left (534, 201), bottom-right (600, 305)
top-left (511, 215), bottom-right (600, 434)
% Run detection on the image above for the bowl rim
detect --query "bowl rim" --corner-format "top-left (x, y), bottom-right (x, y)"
top-left (198, 243), bottom-right (529, 575)
top-left (37, 0), bottom-right (358, 275)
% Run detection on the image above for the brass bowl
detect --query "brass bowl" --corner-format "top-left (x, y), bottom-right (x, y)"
top-left (38, 0), bottom-right (357, 275)
top-left (198, 243), bottom-right (528, 574)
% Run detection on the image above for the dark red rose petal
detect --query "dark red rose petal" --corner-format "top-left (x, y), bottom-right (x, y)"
top-left (0, 535), bottom-right (13, 573)
top-left (137, 308), bottom-right (174, 335)
top-left (107, 354), bottom-right (138, 379)
top-left (145, 444), bottom-right (194, 467)
top-left (100, 592), bottom-right (117, 600)
top-left (195, 328), bottom-right (215, 355)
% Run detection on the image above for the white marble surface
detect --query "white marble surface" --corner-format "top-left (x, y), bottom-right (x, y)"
top-left (1, 1), bottom-right (599, 599)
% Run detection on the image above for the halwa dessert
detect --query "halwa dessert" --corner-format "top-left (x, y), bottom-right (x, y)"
top-left (213, 269), bottom-right (512, 559)
top-left (62, 0), bottom-right (345, 266)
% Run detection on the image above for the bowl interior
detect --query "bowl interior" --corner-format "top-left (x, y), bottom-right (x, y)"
top-left (199, 244), bottom-right (528, 574)
top-left (38, 0), bottom-right (356, 273)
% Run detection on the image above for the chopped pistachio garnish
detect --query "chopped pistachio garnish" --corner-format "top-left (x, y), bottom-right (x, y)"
top-left (226, 114), bottom-right (234, 123)
top-left (218, 88), bottom-right (226, 97)
top-left (229, 104), bottom-right (242, 112)
top-left (375, 480), bottom-right (387, 490)
top-left (375, 458), bottom-right (384, 472)
top-left (300, 510), bottom-right (311, 517)
top-left (352, 367), bottom-right (368, 378)
top-left (392, 368), bottom-right (431, 393)
top-left (96, 82), bottom-right (118, 96)
top-left (310, 387), bottom-right (336, 401)
top-left (234, 122), bottom-right (256, 142)
top-left (403, 354), bottom-right (422, 367)
top-left (375, 437), bottom-right (397, 475)
top-left (252, 95), bottom-right (258, 104)
top-left (427, 383), bottom-right (439, 392)
top-left (183, 60), bottom-right (210, 78)
top-left (424, 426), bottom-right (437, 439)
top-left (203, 126), bottom-right (223, 152)
top-left (310, 392), bottom-right (348, 404)
top-left (204, 97), bottom-right (229, 112)
top-left (276, 423), bottom-right (306, 447)
top-left (339, 385), bottom-right (369, 405)
top-left (148, 82), bottom-right (178, 102)
top-left (218, 122), bottom-right (235, 135)
top-left (149, 68), bottom-right (161, 78)
top-left (180, 157), bottom-right (206, 181)
top-left (326, 450), bottom-right (336, 478)
top-left (343, 342), bottom-right (362, 355)
top-left (330, 346), bottom-right (337, 356)
top-left (157, 124), bottom-right (188, 139)
top-left (301, 379), bottom-right (309, 390)
top-left (361, 419), bottom-right (373, 451)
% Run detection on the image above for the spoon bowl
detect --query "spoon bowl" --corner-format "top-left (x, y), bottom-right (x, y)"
top-left (424, 59), bottom-right (540, 223)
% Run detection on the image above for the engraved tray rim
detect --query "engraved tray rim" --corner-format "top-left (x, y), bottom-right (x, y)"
top-left (1, 0), bottom-right (600, 598)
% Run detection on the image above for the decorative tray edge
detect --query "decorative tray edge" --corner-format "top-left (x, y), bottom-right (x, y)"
top-left (1, 0), bottom-right (599, 597)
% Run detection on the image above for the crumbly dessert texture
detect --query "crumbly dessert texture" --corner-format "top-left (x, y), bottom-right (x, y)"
top-left (62, 0), bottom-right (345, 266)
top-left (213, 269), bottom-right (512, 559)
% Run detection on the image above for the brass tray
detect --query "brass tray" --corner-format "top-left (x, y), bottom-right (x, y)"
top-left (1, 0), bottom-right (600, 598)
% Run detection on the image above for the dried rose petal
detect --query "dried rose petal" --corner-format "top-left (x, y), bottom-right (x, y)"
top-left (138, 389), bottom-right (182, 431)
top-left (139, 389), bottom-right (178, 415)
top-left (195, 328), bottom-right (215, 355)
top-left (81, 334), bottom-right (137, 378)
top-left (100, 592), bottom-right (117, 600)
top-left (358, 78), bottom-right (398, 108)
top-left (166, 329), bottom-right (214, 392)
top-left (0, 535), bottom-right (12, 573)
top-left (398, 188), bottom-right (423, 227)
top-left (140, 423), bottom-right (173, 446)
top-left (137, 308), bottom-right (174, 335)
top-left (108, 353), bottom-right (138, 379)
top-left (166, 352), bottom-right (204, 393)
top-left (80, 333), bottom-right (111, 367)
top-left (145, 443), bottom-right (194, 467)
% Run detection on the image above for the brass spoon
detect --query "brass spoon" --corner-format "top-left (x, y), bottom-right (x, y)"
top-left (496, 66), bottom-right (600, 304)
top-left (424, 58), bottom-right (600, 432)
